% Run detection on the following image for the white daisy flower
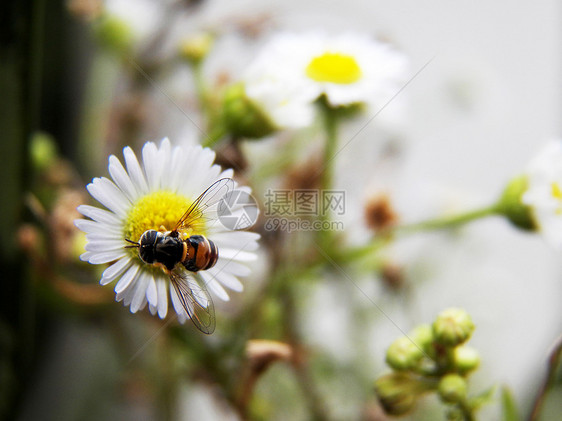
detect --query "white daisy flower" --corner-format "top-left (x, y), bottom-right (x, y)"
top-left (243, 32), bottom-right (409, 117)
top-left (243, 33), bottom-right (318, 130)
top-left (301, 32), bottom-right (409, 110)
top-left (75, 138), bottom-right (260, 328)
top-left (522, 139), bottom-right (562, 248)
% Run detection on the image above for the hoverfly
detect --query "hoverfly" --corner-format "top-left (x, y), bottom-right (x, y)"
top-left (125, 178), bottom-right (235, 334)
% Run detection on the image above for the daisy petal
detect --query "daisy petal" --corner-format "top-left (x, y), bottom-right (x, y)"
top-left (218, 248), bottom-right (257, 262)
top-left (131, 271), bottom-right (150, 313)
top-left (77, 205), bottom-right (122, 226)
top-left (146, 277), bottom-right (158, 307)
top-left (101, 256), bottom-right (132, 285)
top-left (89, 250), bottom-right (128, 264)
top-left (123, 146), bottom-right (149, 194)
top-left (156, 277), bottom-right (168, 318)
top-left (87, 177), bottom-right (130, 217)
top-left (200, 272), bottom-right (230, 301)
top-left (207, 268), bottom-right (243, 292)
top-left (216, 260), bottom-right (251, 277)
top-left (109, 155), bottom-right (139, 202)
top-left (115, 264), bottom-right (140, 294)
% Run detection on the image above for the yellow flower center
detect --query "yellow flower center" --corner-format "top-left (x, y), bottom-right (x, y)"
top-left (551, 182), bottom-right (562, 213)
top-left (305, 52), bottom-right (362, 84)
top-left (124, 191), bottom-right (205, 245)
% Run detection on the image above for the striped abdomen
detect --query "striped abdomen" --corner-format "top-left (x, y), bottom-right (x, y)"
top-left (182, 235), bottom-right (218, 272)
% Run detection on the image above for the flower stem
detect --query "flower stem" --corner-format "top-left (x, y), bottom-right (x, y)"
top-left (320, 106), bottom-right (339, 193)
top-left (528, 334), bottom-right (562, 420)
top-left (318, 105), bottom-right (340, 246)
top-left (393, 204), bottom-right (500, 236)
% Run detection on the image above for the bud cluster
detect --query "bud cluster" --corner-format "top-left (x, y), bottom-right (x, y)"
top-left (375, 308), bottom-right (485, 417)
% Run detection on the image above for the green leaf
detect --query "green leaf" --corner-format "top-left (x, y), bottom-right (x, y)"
top-left (468, 384), bottom-right (496, 410)
top-left (501, 385), bottom-right (520, 421)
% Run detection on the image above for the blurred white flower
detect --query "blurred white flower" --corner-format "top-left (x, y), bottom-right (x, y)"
top-left (75, 138), bottom-right (260, 324)
top-left (243, 32), bottom-right (409, 124)
top-left (243, 33), bottom-right (318, 129)
top-left (522, 139), bottom-right (562, 248)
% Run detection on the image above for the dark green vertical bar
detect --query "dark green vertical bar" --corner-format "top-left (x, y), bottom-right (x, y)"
top-left (0, 0), bottom-right (43, 419)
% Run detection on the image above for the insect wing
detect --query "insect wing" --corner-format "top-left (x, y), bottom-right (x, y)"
top-left (173, 178), bottom-right (234, 233)
top-left (169, 268), bottom-right (216, 334)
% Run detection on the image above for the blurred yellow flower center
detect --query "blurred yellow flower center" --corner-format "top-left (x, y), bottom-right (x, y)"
top-left (306, 52), bottom-right (362, 84)
top-left (551, 182), bottom-right (562, 200)
top-left (124, 191), bottom-right (204, 245)
top-left (551, 182), bottom-right (562, 213)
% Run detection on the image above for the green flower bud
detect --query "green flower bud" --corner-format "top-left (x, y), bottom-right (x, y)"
top-left (374, 373), bottom-right (429, 416)
top-left (411, 324), bottom-right (434, 353)
top-left (94, 15), bottom-right (133, 53)
top-left (432, 308), bottom-right (475, 347)
top-left (179, 33), bottom-right (214, 64)
top-left (496, 175), bottom-right (536, 231)
top-left (453, 345), bottom-right (480, 374)
top-left (438, 373), bottom-right (468, 404)
top-left (30, 132), bottom-right (57, 171)
top-left (386, 336), bottom-right (423, 371)
top-left (222, 83), bottom-right (277, 139)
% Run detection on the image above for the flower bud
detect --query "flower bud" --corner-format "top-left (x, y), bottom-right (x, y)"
top-left (496, 175), bottom-right (536, 231)
top-left (438, 373), bottom-right (467, 404)
top-left (374, 373), bottom-right (428, 416)
top-left (222, 83), bottom-right (277, 139)
top-left (411, 324), bottom-right (434, 353)
top-left (30, 132), bottom-right (58, 171)
top-left (179, 33), bottom-right (214, 64)
top-left (386, 336), bottom-right (423, 371)
top-left (432, 308), bottom-right (474, 347)
top-left (453, 345), bottom-right (480, 374)
top-left (94, 15), bottom-right (133, 53)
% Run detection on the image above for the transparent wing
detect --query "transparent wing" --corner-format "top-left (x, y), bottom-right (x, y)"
top-left (173, 178), bottom-right (234, 233)
top-left (169, 267), bottom-right (216, 334)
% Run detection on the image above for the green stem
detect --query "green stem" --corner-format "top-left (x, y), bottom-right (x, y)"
top-left (320, 106), bottom-right (339, 193)
top-left (393, 204), bottom-right (500, 235)
top-left (192, 61), bottom-right (209, 115)
top-left (318, 106), bottom-right (339, 246)
top-left (528, 334), bottom-right (562, 420)
top-left (201, 125), bottom-right (227, 149)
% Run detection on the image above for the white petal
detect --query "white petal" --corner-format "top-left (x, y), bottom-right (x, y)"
top-left (131, 271), bottom-right (150, 313)
top-left (114, 264), bottom-right (140, 294)
top-left (218, 168), bottom-right (234, 180)
top-left (207, 268), bottom-right (243, 292)
top-left (87, 177), bottom-right (130, 217)
top-left (216, 260), bottom-right (251, 277)
top-left (156, 277), bottom-right (168, 318)
top-left (74, 219), bottom-right (109, 235)
top-left (200, 272), bottom-right (230, 301)
top-left (218, 248), bottom-right (257, 262)
top-left (85, 241), bottom-right (125, 253)
top-left (170, 284), bottom-right (188, 319)
top-left (167, 146), bottom-right (187, 192)
top-left (211, 231), bottom-right (260, 250)
top-left (146, 277), bottom-right (158, 307)
top-left (89, 250), bottom-right (127, 264)
top-left (123, 146), bottom-right (149, 194)
top-left (77, 205), bottom-right (122, 226)
top-left (101, 256), bottom-right (132, 285)
top-left (85, 232), bottom-right (125, 242)
top-left (109, 155), bottom-right (139, 202)
top-left (149, 303), bottom-right (158, 315)
top-left (143, 142), bottom-right (163, 191)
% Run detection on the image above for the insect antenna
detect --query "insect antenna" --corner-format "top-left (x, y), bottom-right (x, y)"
top-left (124, 238), bottom-right (140, 249)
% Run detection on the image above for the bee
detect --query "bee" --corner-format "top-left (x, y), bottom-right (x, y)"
top-left (125, 178), bottom-right (235, 334)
